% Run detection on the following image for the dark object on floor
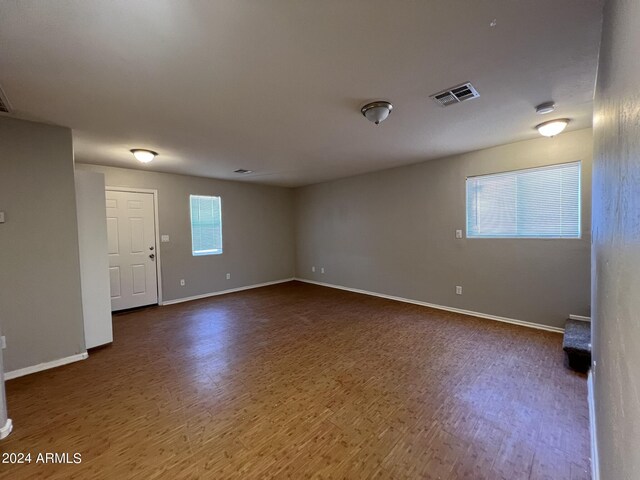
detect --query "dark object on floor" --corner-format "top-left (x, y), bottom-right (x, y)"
top-left (563, 319), bottom-right (592, 372)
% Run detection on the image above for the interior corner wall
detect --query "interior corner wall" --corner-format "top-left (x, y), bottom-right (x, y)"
top-left (294, 128), bottom-right (593, 329)
top-left (592, 0), bottom-right (640, 477)
top-left (75, 164), bottom-right (296, 302)
top-left (0, 117), bottom-right (86, 373)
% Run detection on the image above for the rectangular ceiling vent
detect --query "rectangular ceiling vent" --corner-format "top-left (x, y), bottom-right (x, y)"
top-left (430, 82), bottom-right (479, 107)
top-left (0, 85), bottom-right (12, 114)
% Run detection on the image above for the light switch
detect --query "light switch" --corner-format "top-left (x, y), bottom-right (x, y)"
top-left (455, 229), bottom-right (463, 239)
top-left (161, 235), bottom-right (170, 242)
top-left (0, 211), bottom-right (5, 223)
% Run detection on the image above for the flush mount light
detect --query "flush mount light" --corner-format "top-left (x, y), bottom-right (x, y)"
top-left (536, 118), bottom-right (569, 137)
top-left (361, 101), bottom-right (393, 125)
top-left (535, 101), bottom-right (556, 115)
top-left (130, 149), bottom-right (157, 163)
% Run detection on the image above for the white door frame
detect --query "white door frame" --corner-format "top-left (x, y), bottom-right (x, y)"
top-left (105, 186), bottom-right (163, 306)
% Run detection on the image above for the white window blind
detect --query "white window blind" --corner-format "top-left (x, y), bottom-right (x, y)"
top-left (190, 195), bottom-right (223, 255)
top-left (466, 161), bottom-right (581, 238)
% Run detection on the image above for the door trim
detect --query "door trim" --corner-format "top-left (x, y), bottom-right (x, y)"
top-left (105, 186), bottom-right (163, 306)
top-left (0, 419), bottom-right (13, 439)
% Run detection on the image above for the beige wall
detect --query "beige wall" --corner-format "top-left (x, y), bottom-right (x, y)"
top-left (592, 0), bottom-right (640, 477)
top-left (295, 128), bottom-right (593, 329)
top-left (76, 164), bottom-right (295, 302)
top-left (0, 117), bottom-right (86, 372)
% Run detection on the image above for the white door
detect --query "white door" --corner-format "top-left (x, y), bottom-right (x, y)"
top-left (106, 190), bottom-right (158, 311)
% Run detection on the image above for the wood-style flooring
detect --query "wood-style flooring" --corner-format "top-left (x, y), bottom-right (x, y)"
top-left (0, 281), bottom-right (590, 479)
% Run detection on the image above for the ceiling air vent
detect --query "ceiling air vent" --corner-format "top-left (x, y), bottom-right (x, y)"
top-left (430, 82), bottom-right (479, 107)
top-left (0, 85), bottom-right (12, 113)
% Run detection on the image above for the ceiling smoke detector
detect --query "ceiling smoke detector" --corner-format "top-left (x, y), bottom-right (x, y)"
top-left (430, 82), bottom-right (480, 107)
top-left (361, 101), bottom-right (393, 125)
top-left (535, 102), bottom-right (556, 115)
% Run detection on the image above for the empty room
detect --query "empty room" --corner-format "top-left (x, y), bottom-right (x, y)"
top-left (0, 1), bottom-right (638, 479)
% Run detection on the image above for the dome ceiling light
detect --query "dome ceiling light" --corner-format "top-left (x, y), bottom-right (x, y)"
top-left (536, 118), bottom-right (570, 137)
top-left (361, 101), bottom-right (393, 125)
top-left (130, 149), bottom-right (158, 163)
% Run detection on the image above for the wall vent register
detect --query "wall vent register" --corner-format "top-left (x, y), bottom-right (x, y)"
top-left (430, 82), bottom-right (480, 107)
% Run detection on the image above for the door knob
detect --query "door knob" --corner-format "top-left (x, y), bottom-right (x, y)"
top-left (149, 253), bottom-right (155, 260)
top-left (150, 246), bottom-right (154, 250)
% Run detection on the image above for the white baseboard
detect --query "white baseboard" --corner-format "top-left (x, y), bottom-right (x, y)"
top-left (0, 419), bottom-right (12, 440)
top-left (588, 371), bottom-right (600, 480)
top-left (569, 314), bottom-right (592, 322)
top-left (294, 278), bottom-right (564, 333)
top-left (161, 278), bottom-right (295, 306)
top-left (4, 352), bottom-right (89, 380)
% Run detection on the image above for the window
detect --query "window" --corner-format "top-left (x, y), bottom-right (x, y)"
top-left (466, 161), bottom-right (581, 238)
top-left (190, 195), bottom-right (223, 255)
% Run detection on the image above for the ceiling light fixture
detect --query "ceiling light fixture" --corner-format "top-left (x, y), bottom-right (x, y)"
top-left (361, 101), bottom-right (393, 125)
top-left (536, 118), bottom-right (569, 137)
top-left (535, 101), bottom-right (556, 115)
top-left (130, 149), bottom-right (157, 163)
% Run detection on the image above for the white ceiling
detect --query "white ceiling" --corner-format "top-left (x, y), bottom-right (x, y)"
top-left (0, 1), bottom-right (603, 187)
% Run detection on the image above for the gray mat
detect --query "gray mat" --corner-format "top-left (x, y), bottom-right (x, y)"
top-left (563, 319), bottom-right (591, 371)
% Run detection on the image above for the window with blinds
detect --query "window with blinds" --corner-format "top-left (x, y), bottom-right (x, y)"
top-left (190, 195), bottom-right (223, 255)
top-left (466, 161), bottom-right (581, 238)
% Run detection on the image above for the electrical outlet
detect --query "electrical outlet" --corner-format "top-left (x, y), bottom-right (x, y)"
top-left (455, 229), bottom-right (463, 239)
top-left (456, 286), bottom-right (463, 295)
top-left (0, 211), bottom-right (5, 223)
top-left (180, 279), bottom-right (185, 286)
top-left (226, 273), bottom-right (231, 280)
top-left (312, 266), bottom-right (316, 273)
top-left (321, 267), bottom-right (325, 274)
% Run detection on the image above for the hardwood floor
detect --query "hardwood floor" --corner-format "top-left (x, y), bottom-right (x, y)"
top-left (0, 281), bottom-right (590, 479)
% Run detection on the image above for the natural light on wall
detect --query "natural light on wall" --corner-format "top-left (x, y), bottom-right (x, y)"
top-left (466, 162), bottom-right (581, 238)
top-left (190, 195), bottom-right (223, 255)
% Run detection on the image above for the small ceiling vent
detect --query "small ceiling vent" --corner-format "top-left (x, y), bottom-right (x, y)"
top-left (430, 82), bottom-right (479, 107)
top-left (0, 85), bottom-right (12, 114)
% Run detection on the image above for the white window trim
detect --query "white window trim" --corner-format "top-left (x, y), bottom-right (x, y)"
top-left (189, 194), bottom-right (223, 256)
top-left (465, 161), bottom-right (582, 240)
